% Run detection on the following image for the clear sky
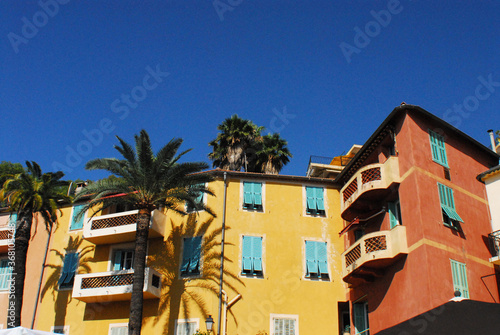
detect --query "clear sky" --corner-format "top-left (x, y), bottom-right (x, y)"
top-left (1, 0), bottom-right (499, 181)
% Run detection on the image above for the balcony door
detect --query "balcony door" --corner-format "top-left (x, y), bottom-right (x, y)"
top-left (353, 302), bottom-right (369, 335)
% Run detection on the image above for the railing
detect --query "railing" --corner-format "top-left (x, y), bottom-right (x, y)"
top-left (90, 212), bottom-right (138, 230)
top-left (342, 225), bottom-right (408, 281)
top-left (309, 155), bottom-right (335, 165)
top-left (341, 157), bottom-right (400, 218)
top-left (73, 267), bottom-right (162, 303)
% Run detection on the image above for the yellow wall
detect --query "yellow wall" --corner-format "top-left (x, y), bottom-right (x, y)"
top-left (32, 174), bottom-right (346, 335)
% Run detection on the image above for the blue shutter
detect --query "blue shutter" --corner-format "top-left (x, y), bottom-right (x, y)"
top-left (306, 187), bottom-right (316, 212)
top-left (0, 259), bottom-right (12, 290)
top-left (58, 253), bottom-right (78, 286)
top-left (388, 202), bottom-right (398, 229)
top-left (438, 184), bottom-right (464, 223)
top-left (242, 236), bottom-right (253, 271)
top-left (305, 241), bottom-right (317, 275)
top-left (451, 260), bottom-right (469, 299)
top-left (243, 182), bottom-right (253, 206)
top-left (113, 251), bottom-right (123, 271)
top-left (317, 242), bottom-right (328, 275)
top-left (252, 237), bottom-right (263, 272)
top-left (429, 131), bottom-right (440, 162)
top-left (429, 131), bottom-right (449, 167)
top-left (181, 238), bottom-right (192, 272)
top-left (189, 236), bottom-right (202, 272)
top-left (70, 204), bottom-right (85, 230)
top-left (253, 183), bottom-right (262, 206)
top-left (9, 213), bottom-right (17, 227)
top-left (315, 188), bottom-right (325, 211)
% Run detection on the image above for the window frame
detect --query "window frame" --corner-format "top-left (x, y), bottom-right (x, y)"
top-left (180, 236), bottom-right (203, 278)
top-left (107, 242), bottom-right (136, 271)
top-left (241, 181), bottom-right (265, 212)
top-left (270, 314), bottom-right (299, 335)
top-left (450, 259), bottom-right (469, 299)
top-left (304, 186), bottom-right (326, 217)
top-left (175, 318), bottom-right (199, 335)
top-left (69, 203), bottom-right (87, 231)
top-left (186, 182), bottom-right (207, 213)
top-left (429, 129), bottom-right (449, 168)
top-left (303, 239), bottom-right (329, 280)
top-left (240, 234), bottom-right (264, 277)
top-left (108, 323), bottom-right (128, 335)
top-left (388, 200), bottom-right (402, 229)
top-left (0, 258), bottom-right (13, 291)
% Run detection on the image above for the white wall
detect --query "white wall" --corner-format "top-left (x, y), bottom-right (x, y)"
top-left (485, 172), bottom-right (500, 232)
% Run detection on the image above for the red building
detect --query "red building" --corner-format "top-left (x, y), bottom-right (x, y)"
top-left (336, 104), bottom-right (500, 334)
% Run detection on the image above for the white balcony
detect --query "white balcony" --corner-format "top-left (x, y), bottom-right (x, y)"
top-left (341, 156), bottom-right (400, 220)
top-left (72, 267), bottom-right (162, 303)
top-left (342, 225), bottom-right (408, 284)
top-left (0, 227), bottom-right (14, 253)
top-left (83, 209), bottom-right (166, 245)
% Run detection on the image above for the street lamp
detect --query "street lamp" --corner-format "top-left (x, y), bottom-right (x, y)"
top-left (205, 315), bottom-right (214, 334)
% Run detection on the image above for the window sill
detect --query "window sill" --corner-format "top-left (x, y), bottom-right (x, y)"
top-left (432, 159), bottom-right (449, 169)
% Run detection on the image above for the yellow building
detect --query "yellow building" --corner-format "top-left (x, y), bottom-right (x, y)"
top-left (23, 171), bottom-right (347, 335)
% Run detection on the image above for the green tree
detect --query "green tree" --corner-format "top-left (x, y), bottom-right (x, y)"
top-left (208, 114), bottom-right (263, 171)
top-left (74, 130), bottom-right (214, 335)
top-left (255, 133), bottom-right (292, 174)
top-left (0, 161), bottom-right (69, 327)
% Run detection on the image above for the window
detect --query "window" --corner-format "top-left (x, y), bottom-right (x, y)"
top-left (109, 327), bottom-right (127, 335)
top-left (181, 236), bottom-right (202, 276)
top-left (8, 213), bottom-right (17, 227)
top-left (175, 319), bottom-right (199, 335)
top-left (69, 204), bottom-right (86, 230)
top-left (0, 259), bottom-right (13, 290)
top-left (305, 186), bottom-right (325, 216)
top-left (243, 182), bottom-right (263, 210)
top-left (354, 229), bottom-right (364, 241)
top-left (271, 315), bottom-right (298, 335)
top-left (187, 183), bottom-right (205, 212)
top-left (429, 130), bottom-right (448, 167)
top-left (305, 241), bottom-right (328, 279)
top-left (113, 250), bottom-right (134, 271)
top-left (437, 183), bottom-right (463, 229)
top-left (353, 302), bottom-right (369, 335)
top-left (450, 259), bottom-right (469, 299)
top-left (51, 326), bottom-right (69, 334)
top-left (58, 252), bottom-right (79, 289)
top-left (388, 201), bottom-right (402, 229)
top-left (242, 236), bottom-right (263, 276)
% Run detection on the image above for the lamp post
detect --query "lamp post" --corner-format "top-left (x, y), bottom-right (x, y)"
top-left (205, 315), bottom-right (214, 334)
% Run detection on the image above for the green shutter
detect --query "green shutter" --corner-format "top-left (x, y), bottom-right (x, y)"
top-left (0, 259), bottom-right (12, 290)
top-left (315, 187), bottom-right (325, 211)
top-left (252, 236), bottom-right (263, 272)
top-left (70, 204), bottom-right (85, 230)
top-left (9, 213), bottom-right (17, 227)
top-left (306, 187), bottom-right (316, 212)
top-left (438, 183), bottom-right (464, 223)
top-left (189, 236), bottom-right (202, 272)
top-left (317, 242), bottom-right (328, 275)
top-left (253, 183), bottom-right (262, 206)
top-left (451, 260), bottom-right (469, 299)
top-left (429, 130), bottom-right (449, 167)
top-left (113, 251), bottom-right (123, 271)
top-left (181, 238), bottom-right (192, 272)
top-left (388, 202), bottom-right (398, 229)
top-left (58, 253), bottom-right (78, 286)
top-left (305, 241), bottom-right (318, 275)
top-left (353, 303), bottom-right (368, 334)
top-left (243, 182), bottom-right (253, 206)
top-left (242, 236), bottom-right (253, 271)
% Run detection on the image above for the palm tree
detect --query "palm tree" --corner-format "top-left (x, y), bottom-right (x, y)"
top-left (0, 161), bottom-right (69, 327)
top-left (208, 114), bottom-right (263, 171)
top-left (256, 133), bottom-right (292, 174)
top-left (74, 130), bottom-right (214, 335)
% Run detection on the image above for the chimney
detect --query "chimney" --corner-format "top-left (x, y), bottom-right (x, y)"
top-left (487, 130), bottom-right (497, 152)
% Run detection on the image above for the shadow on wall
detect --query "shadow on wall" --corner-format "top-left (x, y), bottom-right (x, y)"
top-left (41, 235), bottom-right (94, 329)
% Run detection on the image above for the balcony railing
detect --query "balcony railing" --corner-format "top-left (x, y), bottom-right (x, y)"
top-left (488, 230), bottom-right (500, 265)
top-left (0, 227), bottom-right (14, 253)
top-left (72, 267), bottom-right (162, 303)
top-left (341, 156), bottom-right (400, 220)
top-left (83, 209), bottom-right (166, 244)
top-left (342, 225), bottom-right (408, 283)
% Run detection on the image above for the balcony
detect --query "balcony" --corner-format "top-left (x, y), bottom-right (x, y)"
top-left (72, 267), bottom-right (162, 303)
top-left (83, 209), bottom-right (166, 245)
top-left (488, 230), bottom-right (500, 265)
top-left (0, 227), bottom-right (14, 253)
top-left (342, 225), bottom-right (408, 284)
top-left (341, 156), bottom-right (400, 221)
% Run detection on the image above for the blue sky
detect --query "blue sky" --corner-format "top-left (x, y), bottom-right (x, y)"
top-left (1, 0), bottom-right (499, 181)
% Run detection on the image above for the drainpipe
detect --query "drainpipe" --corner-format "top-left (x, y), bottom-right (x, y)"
top-left (487, 130), bottom-right (496, 152)
top-left (220, 290), bottom-right (242, 335)
top-left (31, 224), bottom-right (53, 329)
top-left (217, 172), bottom-right (228, 335)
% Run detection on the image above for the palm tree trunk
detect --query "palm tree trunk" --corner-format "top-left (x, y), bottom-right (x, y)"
top-left (8, 213), bottom-right (33, 328)
top-left (128, 209), bottom-right (151, 335)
